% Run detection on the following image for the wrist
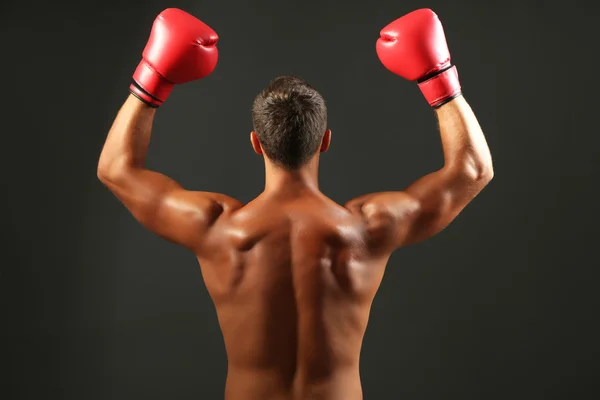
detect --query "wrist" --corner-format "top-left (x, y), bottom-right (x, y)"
top-left (417, 65), bottom-right (462, 108)
top-left (129, 60), bottom-right (174, 108)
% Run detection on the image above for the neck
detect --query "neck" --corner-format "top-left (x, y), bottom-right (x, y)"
top-left (263, 156), bottom-right (320, 194)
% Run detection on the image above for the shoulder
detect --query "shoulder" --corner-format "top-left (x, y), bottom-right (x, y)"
top-left (344, 192), bottom-right (420, 220)
top-left (213, 193), bottom-right (245, 213)
top-left (343, 192), bottom-right (422, 252)
top-left (185, 191), bottom-right (244, 215)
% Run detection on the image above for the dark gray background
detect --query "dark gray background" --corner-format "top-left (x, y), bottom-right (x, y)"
top-left (3, 0), bottom-right (599, 399)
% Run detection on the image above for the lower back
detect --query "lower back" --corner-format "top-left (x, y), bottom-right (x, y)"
top-left (224, 366), bottom-right (363, 400)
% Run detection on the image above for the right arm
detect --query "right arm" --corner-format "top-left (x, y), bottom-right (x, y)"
top-left (346, 95), bottom-right (493, 251)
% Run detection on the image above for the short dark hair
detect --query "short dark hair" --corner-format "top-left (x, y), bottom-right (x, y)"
top-left (252, 76), bottom-right (327, 169)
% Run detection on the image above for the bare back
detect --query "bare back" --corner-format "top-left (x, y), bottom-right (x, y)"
top-left (199, 192), bottom-right (388, 399)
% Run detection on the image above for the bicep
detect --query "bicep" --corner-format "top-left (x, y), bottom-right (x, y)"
top-left (103, 168), bottom-right (241, 250)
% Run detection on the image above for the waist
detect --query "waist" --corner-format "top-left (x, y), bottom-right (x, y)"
top-left (225, 365), bottom-right (362, 400)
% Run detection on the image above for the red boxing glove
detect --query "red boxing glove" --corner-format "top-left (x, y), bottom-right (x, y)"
top-left (130, 8), bottom-right (218, 107)
top-left (376, 9), bottom-right (461, 108)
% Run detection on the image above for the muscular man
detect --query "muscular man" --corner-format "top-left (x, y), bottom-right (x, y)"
top-left (98, 8), bottom-right (493, 400)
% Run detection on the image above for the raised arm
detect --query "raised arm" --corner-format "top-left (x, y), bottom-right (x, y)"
top-left (97, 9), bottom-right (241, 253)
top-left (347, 96), bottom-right (492, 250)
top-left (98, 96), bottom-right (240, 252)
top-left (346, 9), bottom-right (493, 252)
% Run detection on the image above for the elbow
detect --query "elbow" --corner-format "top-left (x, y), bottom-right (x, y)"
top-left (97, 158), bottom-right (114, 184)
top-left (97, 155), bottom-right (131, 186)
top-left (453, 156), bottom-right (494, 185)
top-left (477, 155), bottom-right (494, 184)
top-left (480, 163), bottom-right (494, 183)
top-left (97, 161), bottom-right (109, 183)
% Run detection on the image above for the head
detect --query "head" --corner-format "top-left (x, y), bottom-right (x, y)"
top-left (251, 76), bottom-right (330, 170)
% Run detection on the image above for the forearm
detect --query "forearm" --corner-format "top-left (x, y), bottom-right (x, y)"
top-left (98, 95), bottom-right (156, 179)
top-left (435, 96), bottom-right (493, 179)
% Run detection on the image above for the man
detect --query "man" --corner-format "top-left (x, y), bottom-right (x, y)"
top-left (98, 8), bottom-right (493, 400)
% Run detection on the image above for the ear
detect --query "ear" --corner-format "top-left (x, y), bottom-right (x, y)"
top-left (320, 129), bottom-right (331, 153)
top-left (250, 131), bottom-right (263, 155)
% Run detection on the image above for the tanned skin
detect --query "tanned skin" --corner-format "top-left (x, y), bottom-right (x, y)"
top-left (98, 93), bottom-right (493, 399)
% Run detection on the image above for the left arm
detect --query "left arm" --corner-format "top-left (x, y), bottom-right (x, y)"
top-left (97, 95), bottom-right (241, 253)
